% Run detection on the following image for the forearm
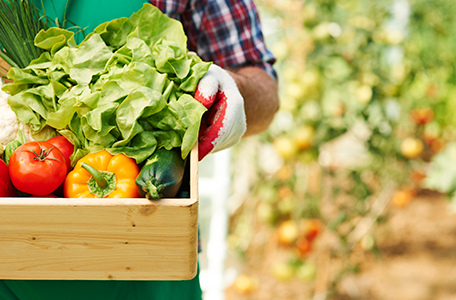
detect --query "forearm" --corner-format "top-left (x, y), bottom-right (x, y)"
top-left (228, 66), bottom-right (280, 137)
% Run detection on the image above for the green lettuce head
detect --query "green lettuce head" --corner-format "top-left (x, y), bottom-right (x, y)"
top-left (3, 3), bottom-right (210, 165)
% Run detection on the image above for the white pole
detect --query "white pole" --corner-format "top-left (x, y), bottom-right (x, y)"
top-left (200, 149), bottom-right (232, 300)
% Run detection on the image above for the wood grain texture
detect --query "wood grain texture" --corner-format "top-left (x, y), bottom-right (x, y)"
top-left (0, 57), bottom-right (11, 83)
top-left (0, 57), bottom-right (11, 72)
top-left (0, 144), bottom-right (199, 281)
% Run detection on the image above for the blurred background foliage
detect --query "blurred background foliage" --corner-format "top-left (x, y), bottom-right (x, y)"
top-left (227, 0), bottom-right (456, 296)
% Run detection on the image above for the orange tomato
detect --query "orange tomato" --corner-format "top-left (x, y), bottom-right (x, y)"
top-left (410, 108), bottom-right (434, 125)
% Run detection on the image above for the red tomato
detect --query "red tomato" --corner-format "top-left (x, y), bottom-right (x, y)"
top-left (46, 136), bottom-right (74, 197)
top-left (0, 159), bottom-right (17, 197)
top-left (301, 219), bottom-right (322, 242)
top-left (52, 184), bottom-right (65, 197)
top-left (9, 142), bottom-right (67, 196)
top-left (46, 136), bottom-right (74, 172)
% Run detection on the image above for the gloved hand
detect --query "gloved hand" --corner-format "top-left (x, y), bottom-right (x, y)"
top-left (195, 64), bottom-right (247, 161)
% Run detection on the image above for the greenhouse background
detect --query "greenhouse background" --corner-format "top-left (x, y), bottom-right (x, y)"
top-left (198, 0), bottom-right (456, 299)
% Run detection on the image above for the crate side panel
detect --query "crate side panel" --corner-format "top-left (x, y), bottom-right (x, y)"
top-left (0, 201), bottom-right (198, 280)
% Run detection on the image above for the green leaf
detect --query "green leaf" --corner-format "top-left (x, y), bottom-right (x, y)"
top-left (108, 131), bottom-right (158, 164)
top-left (81, 116), bottom-right (117, 145)
top-left (51, 47), bottom-right (77, 73)
top-left (152, 131), bottom-right (182, 150)
top-left (116, 86), bottom-right (167, 140)
top-left (92, 17), bottom-right (133, 48)
top-left (27, 52), bottom-right (53, 69)
top-left (82, 102), bottom-right (119, 135)
top-left (147, 94), bottom-right (206, 158)
top-left (126, 33), bottom-right (154, 67)
top-left (130, 4), bottom-right (187, 52)
top-left (116, 63), bottom-right (169, 94)
top-left (98, 81), bottom-right (129, 106)
top-left (153, 39), bottom-right (191, 79)
top-left (70, 34), bottom-right (113, 85)
top-left (179, 61), bottom-right (212, 92)
top-left (174, 95), bottom-right (207, 158)
top-left (7, 92), bottom-right (43, 131)
top-left (34, 27), bottom-right (76, 55)
top-left (6, 67), bottom-right (49, 85)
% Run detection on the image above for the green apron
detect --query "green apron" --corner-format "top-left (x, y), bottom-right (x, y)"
top-left (34, 0), bottom-right (146, 42)
top-left (0, 268), bottom-right (201, 300)
top-left (1, 1), bottom-right (202, 299)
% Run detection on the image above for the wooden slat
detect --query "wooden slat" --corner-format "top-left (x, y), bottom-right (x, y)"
top-left (0, 56), bottom-right (12, 83)
top-left (0, 57), bottom-right (11, 71)
top-left (190, 142), bottom-right (199, 200)
top-left (0, 144), bottom-right (199, 280)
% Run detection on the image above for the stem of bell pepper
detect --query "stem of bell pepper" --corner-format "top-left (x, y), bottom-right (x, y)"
top-left (81, 162), bottom-right (107, 189)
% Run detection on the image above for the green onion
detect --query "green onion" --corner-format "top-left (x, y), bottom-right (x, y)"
top-left (0, 0), bottom-right (50, 71)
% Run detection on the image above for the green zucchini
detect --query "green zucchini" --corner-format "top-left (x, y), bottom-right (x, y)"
top-left (136, 148), bottom-right (186, 200)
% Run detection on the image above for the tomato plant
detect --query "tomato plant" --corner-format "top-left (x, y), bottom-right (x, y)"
top-left (9, 142), bottom-right (67, 196)
top-left (226, 0), bottom-right (456, 296)
top-left (46, 136), bottom-right (74, 172)
top-left (0, 159), bottom-right (17, 197)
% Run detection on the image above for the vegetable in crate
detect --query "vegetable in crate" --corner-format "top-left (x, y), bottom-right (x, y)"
top-left (29, 194), bottom-right (57, 198)
top-left (46, 135), bottom-right (74, 171)
top-left (0, 0), bottom-right (50, 72)
top-left (0, 78), bottom-right (38, 158)
top-left (0, 82), bottom-right (20, 150)
top-left (0, 158), bottom-right (17, 197)
top-left (136, 148), bottom-right (186, 200)
top-left (64, 150), bottom-right (140, 198)
top-left (2, 4), bottom-right (210, 168)
top-left (3, 129), bottom-right (28, 165)
top-left (46, 135), bottom-right (75, 196)
top-left (8, 141), bottom-right (67, 196)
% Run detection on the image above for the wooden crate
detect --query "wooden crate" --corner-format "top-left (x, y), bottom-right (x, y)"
top-left (0, 57), bottom-right (10, 70)
top-left (0, 145), bottom-right (199, 281)
top-left (1, 56), bottom-right (13, 84)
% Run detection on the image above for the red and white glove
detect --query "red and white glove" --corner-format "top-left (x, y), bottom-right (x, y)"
top-left (195, 64), bottom-right (247, 161)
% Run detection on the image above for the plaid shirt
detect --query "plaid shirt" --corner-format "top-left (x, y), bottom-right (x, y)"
top-left (150, 0), bottom-right (276, 253)
top-left (150, 0), bottom-right (277, 80)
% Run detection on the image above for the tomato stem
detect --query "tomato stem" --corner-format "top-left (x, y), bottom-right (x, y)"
top-left (21, 143), bottom-right (62, 163)
top-left (81, 163), bottom-right (107, 189)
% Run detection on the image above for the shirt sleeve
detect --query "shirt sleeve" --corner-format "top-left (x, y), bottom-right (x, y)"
top-left (151, 0), bottom-right (277, 80)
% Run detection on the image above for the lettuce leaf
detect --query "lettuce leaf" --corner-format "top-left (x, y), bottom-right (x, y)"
top-left (3, 3), bottom-right (210, 165)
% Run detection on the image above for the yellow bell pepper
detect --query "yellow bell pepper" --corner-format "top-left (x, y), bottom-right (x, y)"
top-left (64, 150), bottom-right (140, 198)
